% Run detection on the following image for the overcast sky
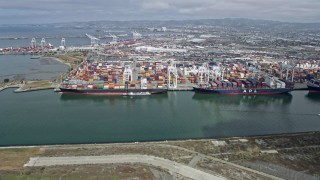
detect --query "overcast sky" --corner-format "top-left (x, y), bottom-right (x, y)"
top-left (1, 0), bottom-right (320, 24)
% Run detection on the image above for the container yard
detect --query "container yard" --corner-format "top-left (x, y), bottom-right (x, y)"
top-left (1, 22), bottom-right (320, 95)
top-left (56, 54), bottom-right (320, 95)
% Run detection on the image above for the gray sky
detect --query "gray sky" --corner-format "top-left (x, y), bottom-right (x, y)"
top-left (1, 0), bottom-right (320, 24)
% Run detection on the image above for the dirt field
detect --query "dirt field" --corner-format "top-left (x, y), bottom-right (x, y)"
top-left (54, 52), bottom-right (86, 69)
top-left (167, 132), bottom-right (320, 179)
top-left (0, 132), bottom-right (319, 179)
top-left (0, 148), bottom-right (42, 171)
top-left (19, 80), bottom-right (53, 90)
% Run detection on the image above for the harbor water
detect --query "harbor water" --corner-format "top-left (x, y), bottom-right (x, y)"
top-left (0, 55), bottom-right (68, 82)
top-left (0, 89), bottom-right (320, 146)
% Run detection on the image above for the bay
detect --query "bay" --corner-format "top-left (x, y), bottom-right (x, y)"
top-left (0, 55), bottom-right (68, 81)
top-left (0, 89), bottom-right (319, 146)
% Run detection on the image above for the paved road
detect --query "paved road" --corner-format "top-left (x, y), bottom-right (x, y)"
top-left (188, 155), bottom-right (203, 167)
top-left (24, 154), bottom-right (225, 180)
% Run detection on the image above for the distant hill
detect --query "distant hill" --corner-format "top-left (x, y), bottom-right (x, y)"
top-left (2, 18), bottom-right (320, 33)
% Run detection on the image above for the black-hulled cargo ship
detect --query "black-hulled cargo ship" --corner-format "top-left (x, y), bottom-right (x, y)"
top-left (193, 87), bottom-right (292, 95)
top-left (59, 87), bottom-right (167, 95)
top-left (59, 79), bottom-right (167, 96)
top-left (58, 60), bottom-right (169, 96)
top-left (194, 77), bottom-right (294, 95)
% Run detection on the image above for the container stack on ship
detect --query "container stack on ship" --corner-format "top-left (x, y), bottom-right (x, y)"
top-left (59, 60), bottom-right (167, 96)
top-left (194, 75), bottom-right (294, 95)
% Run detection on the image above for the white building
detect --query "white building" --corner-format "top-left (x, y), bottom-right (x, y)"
top-left (135, 46), bottom-right (187, 53)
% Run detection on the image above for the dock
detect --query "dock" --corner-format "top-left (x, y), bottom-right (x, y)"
top-left (0, 85), bottom-right (22, 92)
top-left (293, 83), bottom-right (308, 91)
top-left (168, 86), bottom-right (194, 91)
top-left (0, 81), bottom-right (60, 93)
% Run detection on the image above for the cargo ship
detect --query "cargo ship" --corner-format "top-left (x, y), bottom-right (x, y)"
top-left (59, 87), bottom-right (167, 95)
top-left (194, 76), bottom-right (294, 95)
top-left (59, 79), bottom-right (167, 96)
top-left (57, 60), bottom-right (170, 96)
top-left (307, 79), bottom-right (320, 92)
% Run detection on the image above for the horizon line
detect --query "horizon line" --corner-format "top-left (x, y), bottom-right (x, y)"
top-left (1, 18), bottom-right (320, 26)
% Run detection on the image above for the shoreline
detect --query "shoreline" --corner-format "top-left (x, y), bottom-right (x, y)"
top-left (0, 131), bottom-right (318, 148)
top-left (0, 85), bottom-right (21, 92)
top-left (42, 56), bottom-right (72, 68)
top-left (0, 80), bottom-right (59, 93)
top-left (0, 55), bottom-right (69, 93)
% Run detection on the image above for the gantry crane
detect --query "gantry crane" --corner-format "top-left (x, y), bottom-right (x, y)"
top-left (197, 63), bottom-right (209, 84)
top-left (30, 38), bottom-right (36, 48)
top-left (123, 65), bottom-right (133, 82)
top-left (167, 60), bottom-right (178, 89)
top-left (86, 33), bottom-right (100, 46)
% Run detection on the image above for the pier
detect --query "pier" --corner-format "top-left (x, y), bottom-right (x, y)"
top-left (0, 85), bottom-right (21, 92)
top-left (168, 85), bottom-right (194, 91)
top-left (293, 83), bottom-right (309, 91)
top-left (0, 80), bottom-right (59, 93)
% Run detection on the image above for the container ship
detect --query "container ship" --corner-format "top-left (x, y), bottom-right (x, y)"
top-left (58, 61), bottom-right (168, 96)
top-left (59, 87), bottom-right (166, 96)
top-left (194, 76), bottom-right (294, 95)
top-left (59, 78), bottom-right (167, 96)
top-left (307, 79), bottom-right (320, 92)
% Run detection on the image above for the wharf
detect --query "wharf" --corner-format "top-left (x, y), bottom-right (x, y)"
top-left (14, 87), bottom-right (55, 93)
top-left (0, 84), bottom-right (22, 92)
top-left (0, 80), bottom-right (23, 92)
top-left (14, 81), bottom-right (59, 93)
top-left (0, 81), bottom-right (59, 93)
top-left (168, 87), bottom-right (193, 91)
top-left (293, 83), bottom-right (308, 91)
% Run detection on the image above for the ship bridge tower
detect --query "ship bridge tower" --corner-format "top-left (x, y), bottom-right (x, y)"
top-left (167, 60), bottom-right (178, 89)
top-left (141, 78), bottom-right (148, 89)
top-left (123, 65), bottom-right (133, 82)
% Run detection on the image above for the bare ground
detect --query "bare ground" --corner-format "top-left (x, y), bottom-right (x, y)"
top-left (1, 132), bottom-right (319, 179)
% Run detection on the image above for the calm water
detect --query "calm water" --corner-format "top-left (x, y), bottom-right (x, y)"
top-left (0, 55), bottom-right (68, 81)
top-left (0, 25), bottom-right (97, 47)
top-left (0, 25), bottom-right (168, 48)
top-left (0, 89), bottom-right (319, 146)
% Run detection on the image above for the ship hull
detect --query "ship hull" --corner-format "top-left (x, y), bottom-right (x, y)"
top-left (59, 88), bottom-right (167, 95)
top-left (307, 85), bottom-right (320, 92)
top-left (193, 87), bottom-right (292, 95)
